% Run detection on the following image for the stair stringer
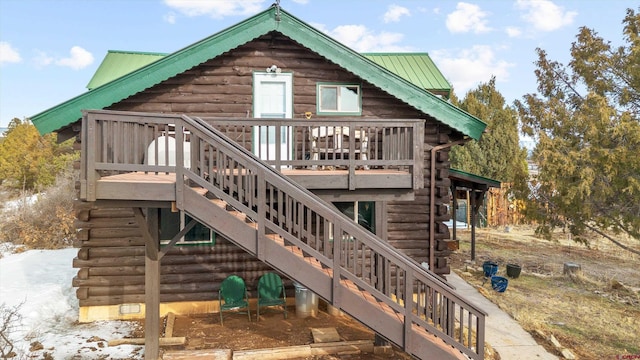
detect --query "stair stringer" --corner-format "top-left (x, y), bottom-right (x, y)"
top-left (181, 185), bottom-right (469, 360)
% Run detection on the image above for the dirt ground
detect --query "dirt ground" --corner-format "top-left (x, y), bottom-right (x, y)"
top-left (143, 301), bottom-right (413, 360)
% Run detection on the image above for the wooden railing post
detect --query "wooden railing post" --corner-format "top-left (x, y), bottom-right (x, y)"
top-left (175, 121), bottom-right (185, 210)
top-left (82, 111), bottom-right (97, 202)
top-left (348, 127), bottom-right (356, 190)
top-left (332, 221), bottom-right (341, 309)
top-left (413, 121), bottom-right (425, 189)
top-left (403, 268), bottom-right (414, 352)
top-left (257, 171), bottom-right (267, 261)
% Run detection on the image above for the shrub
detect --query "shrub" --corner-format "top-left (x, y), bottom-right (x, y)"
top-left (0, 166), bottom-right (77, 249)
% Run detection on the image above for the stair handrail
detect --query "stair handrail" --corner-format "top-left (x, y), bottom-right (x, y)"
top-left (183, 115), bottom-right (455, 288)
top-left (178, 114), bottom-right (486, 359)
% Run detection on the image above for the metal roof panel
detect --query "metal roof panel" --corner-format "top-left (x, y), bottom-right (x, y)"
top-left (86, 50), bottom-right (167, 90)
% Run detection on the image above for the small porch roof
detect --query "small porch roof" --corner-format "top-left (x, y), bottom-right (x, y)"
top-left (449, 168), bottom-right (501, 191)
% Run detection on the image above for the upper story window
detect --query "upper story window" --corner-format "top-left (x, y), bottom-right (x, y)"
top-left (317, 83), bottom-right (361, 115)
top-left (160, 208), bottom-right (215, 246)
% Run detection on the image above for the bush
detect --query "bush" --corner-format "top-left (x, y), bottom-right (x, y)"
top-left (0, 166), bottom-right (77, 249)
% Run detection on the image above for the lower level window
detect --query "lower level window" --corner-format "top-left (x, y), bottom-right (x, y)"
top-left (333, 201), bottom-right (375, 233)
top-left (159, 208), bottom-right (215, 245)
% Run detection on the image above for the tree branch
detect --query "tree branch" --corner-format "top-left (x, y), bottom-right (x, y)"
top-left (584, 223), bottom-right (640, 256)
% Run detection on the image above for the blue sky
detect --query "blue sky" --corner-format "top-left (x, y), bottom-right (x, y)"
top-left (0, 0), bottom-right (632, 129)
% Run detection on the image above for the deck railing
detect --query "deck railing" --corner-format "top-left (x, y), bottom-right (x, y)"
top-left (80, 110), bottom-right (485, 359)
top-left (80, 111), bottom-right (424, 198)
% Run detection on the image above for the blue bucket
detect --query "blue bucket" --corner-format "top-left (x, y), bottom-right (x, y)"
top-left (491, 276), bottom-right (509, 293)
top-left (482, 261), bottom-right (498, 277)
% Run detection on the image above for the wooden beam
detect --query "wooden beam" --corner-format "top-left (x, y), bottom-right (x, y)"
top-left (232, 340), bottom-right (373, 360)
top-left (108, 337), bottom-right (186, 347)
top-left (158, 219), bottom-right (197, 260)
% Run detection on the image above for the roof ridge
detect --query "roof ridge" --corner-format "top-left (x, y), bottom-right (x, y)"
top-left (106, 50), bottom-right (169, 56)
top-left (32, 5), bottom-right (486, 139)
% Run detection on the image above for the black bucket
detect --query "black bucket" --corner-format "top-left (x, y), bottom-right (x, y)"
top-left (506, 263), bottom-right (522, 279)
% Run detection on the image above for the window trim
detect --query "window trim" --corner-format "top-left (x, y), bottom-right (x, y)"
top-left (316, 82), bottom-right (362, 116)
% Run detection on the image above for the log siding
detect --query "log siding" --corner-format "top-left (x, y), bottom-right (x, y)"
top-left (73, 33), bottom-right (455, 308)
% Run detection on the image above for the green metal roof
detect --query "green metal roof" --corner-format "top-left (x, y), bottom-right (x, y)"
top-left (449, 168), bottom-right (501, 189)
top-left (86, 50), bottom-right (167, 90)
top-left (88, 52), bottom-right (451, 98)
top-left (362, 53), bottom-right (451, 98)
top-left (31, 6), bottom-right (486, 140)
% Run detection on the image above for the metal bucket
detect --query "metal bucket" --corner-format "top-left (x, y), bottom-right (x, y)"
top-left (293, 282), bottom-right (318, 318)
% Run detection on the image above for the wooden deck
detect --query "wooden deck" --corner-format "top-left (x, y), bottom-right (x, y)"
top-left (95, 168), bottom-right (415, 202)
top-left (95, 172), bottom-right (177, 201)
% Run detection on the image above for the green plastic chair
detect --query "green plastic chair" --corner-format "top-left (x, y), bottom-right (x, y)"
top-left (257, 272), bottom-right (288, 321)
top-left (219, 275), bottom-right (251, 325)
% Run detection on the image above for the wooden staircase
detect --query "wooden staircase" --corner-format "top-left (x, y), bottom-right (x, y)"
top-left (81, 110), bottom-right (487, 360)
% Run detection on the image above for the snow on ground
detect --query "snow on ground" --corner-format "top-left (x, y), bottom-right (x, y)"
top-left (0, 245), bottom-right (143, 359)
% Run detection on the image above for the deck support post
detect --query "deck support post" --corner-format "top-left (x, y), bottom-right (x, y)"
top-left (134, 208), bottom-right (161, 360)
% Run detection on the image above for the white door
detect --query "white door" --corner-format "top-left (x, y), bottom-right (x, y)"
top-left (253, 72), bottom-right (293, 164)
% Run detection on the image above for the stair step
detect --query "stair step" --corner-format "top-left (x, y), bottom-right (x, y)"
top-left (190, 186), bottom-right (209, 197)
top-left (209, 198), bottom-right (256, 227)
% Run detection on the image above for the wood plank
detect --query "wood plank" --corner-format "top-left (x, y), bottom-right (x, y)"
top-left (163, 349), bottom-right (232, 360)
top-left (311, 327), bottom-right (341, 343)
top-left (107, 337), bottom-right (186, 347)
top-left (165, 312), bottom-right (176, 338)
top-left (231, 341), bottom-right (374, 360)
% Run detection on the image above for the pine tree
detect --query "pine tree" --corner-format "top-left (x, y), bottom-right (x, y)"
top-left (451, 77), bottom-right (529, 185)
top-left (515, 8), bottom-right (640, 248)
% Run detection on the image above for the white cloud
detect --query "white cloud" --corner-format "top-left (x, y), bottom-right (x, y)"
top-left (506, 26), bottom-right (522, 37)
top-left (0, 42), bottom-right (22, 65)
top-left (33, 50), bottom-right (54, 68)
top-left (164, 12), bottom-right (176, 24)
top-left (516, 0), bottom-right (577, 32)
top-left (431, 45), bottom-right (514, 95)
top-left (55, 46), bottom-right (94, 70)
top-left (384, 4), bottom-right (410, 23)
top-left (446, 2), bottom-right (491, 34)
top-left (291, 0), bottom-right (309, 4)
top-left (315, 23), bottom-right (413, 52)
top-left (164, 0), bottom-right (265, 19)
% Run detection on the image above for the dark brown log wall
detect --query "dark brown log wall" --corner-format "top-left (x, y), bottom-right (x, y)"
top-left (74, 32), bottom-right (454, 307)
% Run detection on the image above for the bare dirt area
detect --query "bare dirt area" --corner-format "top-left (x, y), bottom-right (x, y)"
top-left (449, 225), bottom-right (640, 360)
top-left (128, 302), bottom-right (413, 360)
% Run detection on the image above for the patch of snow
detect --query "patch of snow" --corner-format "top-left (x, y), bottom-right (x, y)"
top-left (0, 248), bottom-right (143, 359)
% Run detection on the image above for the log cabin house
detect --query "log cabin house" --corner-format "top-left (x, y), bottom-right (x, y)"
top-left (31, 5), bottom-right (488, 360)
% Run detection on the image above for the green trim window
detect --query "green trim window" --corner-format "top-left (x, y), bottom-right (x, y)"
top-left (333, 201), bottom-right (375, 234)
top-left (317, 83), bottom-right (361, 115)
top-left (160, 208), bottom-right (215, 245)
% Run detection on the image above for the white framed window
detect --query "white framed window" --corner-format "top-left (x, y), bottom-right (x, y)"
top-left (159, 208), bottom-right (215, 245)
top-left (317, 83), bottom-right (361, 115)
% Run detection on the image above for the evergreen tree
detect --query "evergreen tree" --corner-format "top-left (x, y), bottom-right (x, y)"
top-left (515, 8), bottom-right (640, 249)
top-left (451, 77), bottom-right (529, 185)
top-left (0, 118), bottom-right (76, 191)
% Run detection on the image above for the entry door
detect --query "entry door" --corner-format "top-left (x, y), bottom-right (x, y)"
top-left (253, 72), bottom-right (293, 163)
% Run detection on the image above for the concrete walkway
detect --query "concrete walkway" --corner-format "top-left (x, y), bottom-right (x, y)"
top-left (447, 272), bottom-right (559, 360)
